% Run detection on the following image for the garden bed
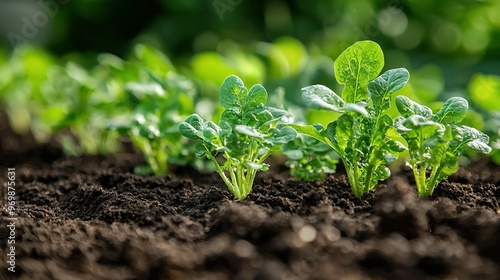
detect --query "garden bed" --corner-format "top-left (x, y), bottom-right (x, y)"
top-left (1, 120), bottom-right (500, 280)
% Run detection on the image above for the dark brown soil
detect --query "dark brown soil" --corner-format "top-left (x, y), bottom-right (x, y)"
top-left (1, 118), bottom-right (500, 280)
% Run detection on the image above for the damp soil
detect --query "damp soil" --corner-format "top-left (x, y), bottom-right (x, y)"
top-left (1, 118), bottom-right (500, 280)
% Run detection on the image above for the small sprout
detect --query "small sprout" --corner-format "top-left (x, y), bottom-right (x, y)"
top-left (180, 75), bottom-right (296, 200)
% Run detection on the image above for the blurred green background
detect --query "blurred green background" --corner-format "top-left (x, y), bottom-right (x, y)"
top-left (1, 0), bottom-right (499, 85)
top-left (1, 0), bottom-right (499, 162)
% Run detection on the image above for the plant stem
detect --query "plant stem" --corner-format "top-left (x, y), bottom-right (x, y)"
top-left (426, 165), bottom-right (443, 197)
top-left (414, 164), bottom-right (428, 198)
top-left (204, 147), bottom-right (240, 199)
top-left (363, 164), bottom-right (375, 194)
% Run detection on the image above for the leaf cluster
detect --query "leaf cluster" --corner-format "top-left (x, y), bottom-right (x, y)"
top-left (395, 96), bottom-right (492, 197)
top-left (291, 41), bottom-right (409, 197)
top-left (282, 124), bottom-right (338, 181)
top-left (180, 75), bottom-right (296, 200)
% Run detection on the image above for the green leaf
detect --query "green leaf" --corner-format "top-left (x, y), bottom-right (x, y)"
top-left (301, 84), bottom-right (345, 111)
top-left (432, 97), bottom-right (468, 125)
top-left (334, 40), bottom-right (384, 103)
top-left (387, 140), bottom-right (407, 152)
top-left (328, 115), bottom-right (353, 152)
top-left (401, 115), bottom-right (444, 139)
top-left (235, 125), bottom-right (266, 138)
top-left (220, 108), bottom-right (241, 131)
top-left (244, 162), bottom-right (269, 171)
top-left (179, 114), bottom-right (203, 140)
top-left (368, 68), bottom-right (410, 113)
top-left (343, 102), bottom-right (369, 116)
top-left (286, 124), bottom-right (326, 144)
top-left (395, 96), bottom-right (433, 118)
top-left (267, 126), bottom-right (297, 145)
top-left (245, 84), bottom-right (267, 109)
top-left (202, 121), bottom-right (221, 141)
top-left (268, 107), bottom-right (290, 119)
top-left (452, 125), bottom-right (492, 154)
top-left (220, 75), bottom-right (247, 109)
top-left (243, 108), bottom-right (273, 128)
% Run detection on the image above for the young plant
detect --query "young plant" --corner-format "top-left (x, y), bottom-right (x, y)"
top-left (394, 96), bottom-right (492, 197)
top-left (289, 41), bottom-right (409, 197)
top-left (108, 72), bottom-right (196, 176)
top-left (179, 75), bottom-right (296, 200)
top-left (282, 124), bottom-right (338, 181)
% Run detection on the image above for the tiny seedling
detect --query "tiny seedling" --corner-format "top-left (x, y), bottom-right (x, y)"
top-left (179, 75), bottom-right (296, 200)
top-left (290, 41), bottom-right (409, 197)
top-left (394, 96), bottom-right (492, 197)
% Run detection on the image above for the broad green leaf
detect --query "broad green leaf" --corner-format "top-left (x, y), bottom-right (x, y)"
top-left (395, 96), bottom-right (433, 118)
top-left (235, 125), bottom-right (265, 138)
top-left (286, 124), bottom-right (326, 144)
top-left (452, 125), bottom-right (492, 154)
top-left (343, 102), bottom-right (369, 116)
top-left (432, 97), bottom-right (468, 125)
top-left (368, 68), bottom-right (410, 113)
top-left (263, 107), bottom-right (291, 127)
top-left (328, 115), bottom-right (353, 151)
top-left (267, 126), bottom-right (297, 145)
top-left (245, 84), bottom-right (267, 109)
top-left (334, 41), bottom-right (384, 103)
top-left (220, 108), bottom-right (241, 130)
top-left (387, 140), bottom-right (407, 152)
top-left (203, 121), bottom-right (221, 141)
top-left (243, 108), bottom-right (273, 128)
top-left (220, 75), bottom-right (247, 108)
top-left (401, 115), bottom-right (444, 139)
top-left (179, 114), bottom-right (203, 140)
top-left (301, 85), bottom-right (345, 111)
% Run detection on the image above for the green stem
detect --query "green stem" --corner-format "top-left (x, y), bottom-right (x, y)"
top-left (229, 166), bottom-right (242, 199)
top-left (426, 165), bottom-right (443, 197)
top-left (205, 148), bottom-right (239, 198)
top-left (414, 165), bottom-right (427, 198)
top-left (363, 164), bottom-right (375, 194)
top-left (237, 165), bottom-right (245, 198)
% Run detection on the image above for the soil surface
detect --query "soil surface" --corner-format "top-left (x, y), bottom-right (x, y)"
top-left (1, 117), bottom-right (500, 280)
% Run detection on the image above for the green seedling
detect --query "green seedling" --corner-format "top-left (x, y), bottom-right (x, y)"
top-left (395, 96), bottom-right (492, 197)
top-left (108, 72), bottom-right (195, 176)
top-left (290, 41), bottom-right (409, 197)
top-left (179, 75), bottom-right (296, 200)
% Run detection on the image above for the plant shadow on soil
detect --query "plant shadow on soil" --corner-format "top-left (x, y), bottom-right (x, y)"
top-left (0, 114), bottom-right (500, 280)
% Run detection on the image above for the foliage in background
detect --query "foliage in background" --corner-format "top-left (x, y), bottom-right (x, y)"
top-left (282, 125), bottom-right (338, 181)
